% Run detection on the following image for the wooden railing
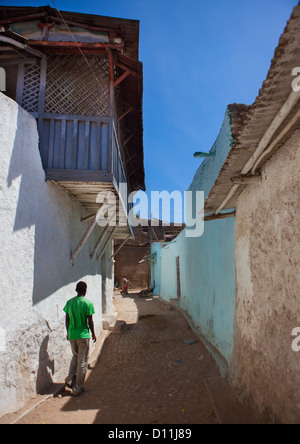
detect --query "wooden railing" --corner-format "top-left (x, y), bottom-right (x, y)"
top-left (40, 113), bottom-right (132, 215)
top-left (40, 114), bottom-right (110, 171)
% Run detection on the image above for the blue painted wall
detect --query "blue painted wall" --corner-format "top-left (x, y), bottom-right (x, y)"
top-left (151, 242), bottom-right (162, 295)
top-left (151, 107), bottom-right (236, 365)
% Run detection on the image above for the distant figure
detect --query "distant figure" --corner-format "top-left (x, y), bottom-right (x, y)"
top-left (63, 281), bottom-right (96, 396)
top-left (121, 274), bottom-right (129, 295)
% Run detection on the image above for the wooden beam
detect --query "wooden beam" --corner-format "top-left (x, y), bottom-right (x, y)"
top-left (34, 48), bottom-right (109, 55)
top-left (48, 15), bottom-right (125, 36)
top-left (107, 48), bottom-right (115, 118)
top-left (45, 169), bottom-right (114, 183)
top-left (123, 134), bottom-right (134, 146)
top-left (176, 256), bottom-right (181, 300)
top-left (71, 214), bottom-right (99, 264)
top-left (0, 12), bottom-right (46, 25)
top-left (97, 225), bottom-right (118, 261)
top-left (90, 218), bottom-right (113, 261)
top-left (81, 213), bottom-right (96, 223)
top-left (115, 61), bottom-right (141, 78)
top-left (118, 107), bottom-right (134, 122)
top-left (151, 227), bottom-right (159, 242)
top-left (27, 40), bottom-right (123, 51)
top-left (109, 234), bottom-right (131, 261)
top-left (252, 107), bottom-right (300, 174)
top-left (0, 35), bottom-right (43, 57)
top-left (204, 211), bottom-right (236, 222)
top-left (194, 151), bottom-right (216, 158)
top-left (114, 70), bottom-right (130, 87)
top-left (38, 56), bottom-right (47, 166)
top-left (70, 193), bottom-right (110, 263)
top-left (0, 58), bottom-right (37, 65)
top-left (230, 174), bottom-right (261, 185)
top-left (15, 63), bottom-right (25, 106)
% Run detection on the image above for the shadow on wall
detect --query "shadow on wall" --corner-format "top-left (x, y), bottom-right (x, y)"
top-left (36, 335), bottom-right (54, 394)
top-left (6, 106), bottom-right (101, 305)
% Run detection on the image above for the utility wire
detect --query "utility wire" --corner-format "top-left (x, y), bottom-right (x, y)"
top-left (51, 0), bottom-right (104, 90)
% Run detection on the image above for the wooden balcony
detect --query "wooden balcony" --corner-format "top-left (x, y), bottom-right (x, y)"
top-left (41, 113), bottom-right (133, 239)
top-left (0, 6), bottom-right (145, 245)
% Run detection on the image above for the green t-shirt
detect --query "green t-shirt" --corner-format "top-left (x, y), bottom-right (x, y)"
top-left (63, 296), bottom-right (95, 340)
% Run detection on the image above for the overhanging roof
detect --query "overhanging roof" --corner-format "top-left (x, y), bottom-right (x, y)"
top-left (0, 5), bottom-right (140, 58)
top-left (205, 4), bottom-right (300, 213)
top-left (116, 53), bottom-right (144, 192)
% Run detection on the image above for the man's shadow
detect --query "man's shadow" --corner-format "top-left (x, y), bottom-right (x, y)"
top-left (36, 335), bottom-right (55, 395)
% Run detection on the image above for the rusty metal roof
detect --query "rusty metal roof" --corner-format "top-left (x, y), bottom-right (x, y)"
top-left (205, 4), bottom-right (300, 213)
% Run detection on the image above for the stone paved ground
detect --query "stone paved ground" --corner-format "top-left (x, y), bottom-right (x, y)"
top-left (9, 292), bottom-right (256, 424)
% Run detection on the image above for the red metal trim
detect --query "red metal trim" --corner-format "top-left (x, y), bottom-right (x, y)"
top-left (114, 70), bottom-right (130, 87)
top-left (107, 48), bottom-right (114, 83)
top-left (32, 48), bottom-right (108, 55)
top-left (0, 12), bottom-right (46, 25)
top-left (0, 13), bottom-right (125, 40)
top-left (27, 40), bottom-right (123, 51)
top-left (115, 61), bottom-right (141, 78)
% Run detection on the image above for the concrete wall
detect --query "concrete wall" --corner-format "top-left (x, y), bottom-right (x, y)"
top-left (231, 128), bottom-right (300, 423)
top-left (151, 107), bottom-right (236, 367)
top-left (0, 93), bottom-right (112, 416)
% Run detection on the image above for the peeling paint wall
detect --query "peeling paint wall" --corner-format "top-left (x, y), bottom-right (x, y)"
top-left (232, 128), bottom-right (300, 423)
top-left (0, 93), bottom-right (111, 416)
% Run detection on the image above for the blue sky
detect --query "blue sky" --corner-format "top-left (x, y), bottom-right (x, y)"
top-left (2, 0), bottom-right (298, 220)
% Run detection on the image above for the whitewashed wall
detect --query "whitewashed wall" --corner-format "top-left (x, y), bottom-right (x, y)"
top-left (0, 93), bottom-right (111, 416)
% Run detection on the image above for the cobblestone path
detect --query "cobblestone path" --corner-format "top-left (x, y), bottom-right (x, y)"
top-left (14, 292), bottom-right (242, 424)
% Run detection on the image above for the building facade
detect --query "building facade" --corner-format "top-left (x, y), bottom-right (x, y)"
top-left (0, 6), bottom-right (144, 416)
top-left (152, 4), bottom-right (300, 423)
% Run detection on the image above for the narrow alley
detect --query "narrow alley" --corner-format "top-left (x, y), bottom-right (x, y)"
top-left (4, 292), bottom-right (256, 425)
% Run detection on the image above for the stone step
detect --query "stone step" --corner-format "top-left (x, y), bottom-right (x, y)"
top-left (102, 314), bottom-right (117, 331)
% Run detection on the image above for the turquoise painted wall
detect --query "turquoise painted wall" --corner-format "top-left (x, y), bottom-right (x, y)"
top-left (151, 242), bottom-right (162, 295)
top-left (151, 107), bottom-right (236, 365)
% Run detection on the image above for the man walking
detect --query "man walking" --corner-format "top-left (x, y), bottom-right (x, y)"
top-left (64, 281), bottom-right (96, 396)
